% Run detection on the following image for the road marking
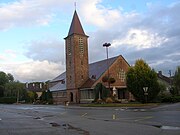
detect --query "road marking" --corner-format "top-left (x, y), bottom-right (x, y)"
top-left (60, 112), bottom-right (66, 115)
top-left (0, 118), bottom-right (2, 121)
top-left (134, 116), bottom-right (153, 122)
top-left (81, 113), bottom-right (88, 117)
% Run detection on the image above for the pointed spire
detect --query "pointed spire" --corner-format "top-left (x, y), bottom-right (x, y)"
top-left (67, 10), bottom-right (87, 36)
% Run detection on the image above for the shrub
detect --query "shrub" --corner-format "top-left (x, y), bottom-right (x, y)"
top-left (161, 95), bottom-right (180, 103)
top-left (106, 97), bottom-right (114, 103)
top-left (0, 97), bottom-right (16, 104)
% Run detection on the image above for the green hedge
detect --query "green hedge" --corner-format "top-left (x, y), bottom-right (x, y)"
top-left (161, 96), bottom-right (180, 103)
top-left (0, 97), bottom-right (17, 104)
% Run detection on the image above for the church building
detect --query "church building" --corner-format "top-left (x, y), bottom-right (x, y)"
top-left (49, 10), bottom-right (134, 104)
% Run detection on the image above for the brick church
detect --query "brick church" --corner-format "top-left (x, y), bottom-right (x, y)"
top-left (49, 10), bottom-right (134, 104)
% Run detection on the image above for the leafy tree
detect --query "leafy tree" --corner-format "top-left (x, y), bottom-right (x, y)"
top-left (5, 81), bottom-right (27, 101)
top-left (102, 76), bottom-right (116, 97)
top-left (27, 91), bottom-right (38, 103)
top-left (169, 87), bottom-right (177, 96)
top-left (7, 73), bottom-right (14, 82)
top-left (126, 59), bottom-right (160, 103)
top-left (0, 71), bottom-right (8, 97)
top-left (173, 66), bottom-right (180, 95)
top-left (102, 76), bottom-right (109, 82)
top-left (40, 90), bottom-right (53, 104)
top-left (0, 86), bottom-right (4, 97)
top-left (102, 76), bottom-right (116, 85)
top-left (94, 83), bottom-right (110, 101)
top-left (158, 82), bottom-right (167, 96)
top-left (0, 71), bottom-right (8, 85)
top-left (108, 77), bottom-right (116, 84)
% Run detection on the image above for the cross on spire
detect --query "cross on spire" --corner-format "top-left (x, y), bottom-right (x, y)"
top-left (74, 2), bottom-right (76, 10)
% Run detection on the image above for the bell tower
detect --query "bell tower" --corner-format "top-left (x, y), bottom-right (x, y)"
top-left (64, 10), bottom-right (89, 103)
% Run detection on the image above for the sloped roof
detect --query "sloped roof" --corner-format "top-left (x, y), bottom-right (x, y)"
top-left (49, 56), bottom-right (119, 91)
top-left (50, 72), bottom-right (66, 82)
top-left (49, 81), bottom-right (66, 92)
top-left (67, 10), bottom-right (87, 37)
top-left (157, 72), bottom-right (172, 84)
top-left (89, 56), bottom-right (118, 80)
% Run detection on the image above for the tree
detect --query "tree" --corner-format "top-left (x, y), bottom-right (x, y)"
top-left (0, 71), bottom-right (8, 97)
top-left (126, 59), bottom-right (160, 103)
top-left (94, 83), bottom-right (110, 101)
top-left (102, 76), bottom-right (116, 85)
top-left (173, 66), bottom-right (180, 95)
top-left (40, 90), bottom-right (53, 104)
top-left (7, 73), bottom-right (14, 82)
top-left (158, 82), bottom-right (167, 96)
top-left (5, 81), bottom-right (27, 101)
top-left (0, 71), bottom-right (8, 86)
top-left (102, 76), bottom-right (116, 96)
top-left (27, 91), bottom-right (37, 103)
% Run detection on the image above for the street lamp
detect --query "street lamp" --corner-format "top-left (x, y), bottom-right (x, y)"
top-left (143, 87), bottom-right (148, 103)
top-left (103, 43), bottom-right (111, 91)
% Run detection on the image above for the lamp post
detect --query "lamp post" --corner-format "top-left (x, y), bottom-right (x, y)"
top-left (143, 87), bottom-right (148, 103)
top-left (103, 43), bottom-right (111, 91)
top-left (17, 89), bottom-right (19, 104)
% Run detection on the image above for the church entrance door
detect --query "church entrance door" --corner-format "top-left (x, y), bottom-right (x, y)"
top-left (70, 92), bottom-right (73, 102)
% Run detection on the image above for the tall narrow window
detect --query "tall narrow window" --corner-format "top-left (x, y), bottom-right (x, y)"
top-left (79, 37), bottom-right (84, 55)
top-left (68, 38), bottom-right (71, 55)
top-left (69, 60), bottom-right (71, 67)
top-left (81, 75), bottom-right (84, 80)
top-left (70, 75), bottom-right (72, 82)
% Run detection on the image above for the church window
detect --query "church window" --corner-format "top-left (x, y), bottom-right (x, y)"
top-left (68, 38), bottom-right (71, 55)
top-left (117, 68), bottom-right (126, 82)
top-left (69, 61), bottom-right (71, 67)
top-left (80, 90), bottom-right (94, 99)
top-left (81, 75), bottom-right (84, 80)
top-left (79, 37), bottom-right (84, 55)
top-left (81, 60), bottom-right (83, 65)
top-left (70, 75), bottom-right (72, 82)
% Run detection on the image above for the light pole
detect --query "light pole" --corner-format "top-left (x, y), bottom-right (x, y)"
top-left (17, 89), bottom-right (19, 104)
top-left (103, 43), bottom-right (111, 91)
top-left (143, 87), bottom-right (148, 103)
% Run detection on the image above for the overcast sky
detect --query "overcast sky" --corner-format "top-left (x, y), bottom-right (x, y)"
top-left (0, 0), bottom-right (179, 82)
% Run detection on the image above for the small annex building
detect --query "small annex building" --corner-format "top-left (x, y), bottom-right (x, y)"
top-left (49, 10), bottom-right (134, 104)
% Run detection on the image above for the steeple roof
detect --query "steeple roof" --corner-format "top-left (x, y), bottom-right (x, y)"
top-left (67, 10), bottom-right (87, 37)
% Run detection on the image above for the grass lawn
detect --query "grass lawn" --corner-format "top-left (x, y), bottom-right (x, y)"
top-left (80, 103), bottom-right (159, 107)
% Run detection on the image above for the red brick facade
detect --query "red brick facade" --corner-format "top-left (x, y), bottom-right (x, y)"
top-left (64, 11), bottom-right (89, 103)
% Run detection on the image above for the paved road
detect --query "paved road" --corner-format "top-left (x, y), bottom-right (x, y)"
top-left (0, 103), bottom-right (180, 135)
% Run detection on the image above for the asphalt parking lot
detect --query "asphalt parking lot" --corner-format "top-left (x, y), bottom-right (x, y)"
top-left (0, 103), bottom-right (180, 135)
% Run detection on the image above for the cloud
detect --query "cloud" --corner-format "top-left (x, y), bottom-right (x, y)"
top-left (79, 0), bottom-right (122, 29)
top-left (0, 60), bottom-right (65, 82)
top-left (0, 0), bottom-right (75, 30)
top-left (24, 38), bottom-right (65, 64)
top-left (0, 54), bottom-right (7, 61)
top-left (0, 49), bottom-right (17, 62)
top-left (111, 29), bottom-right (168, 50)
top-left (86, 1), bottom-right (180, 76)
top-left (0, 1), bottom-right (51, 30)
